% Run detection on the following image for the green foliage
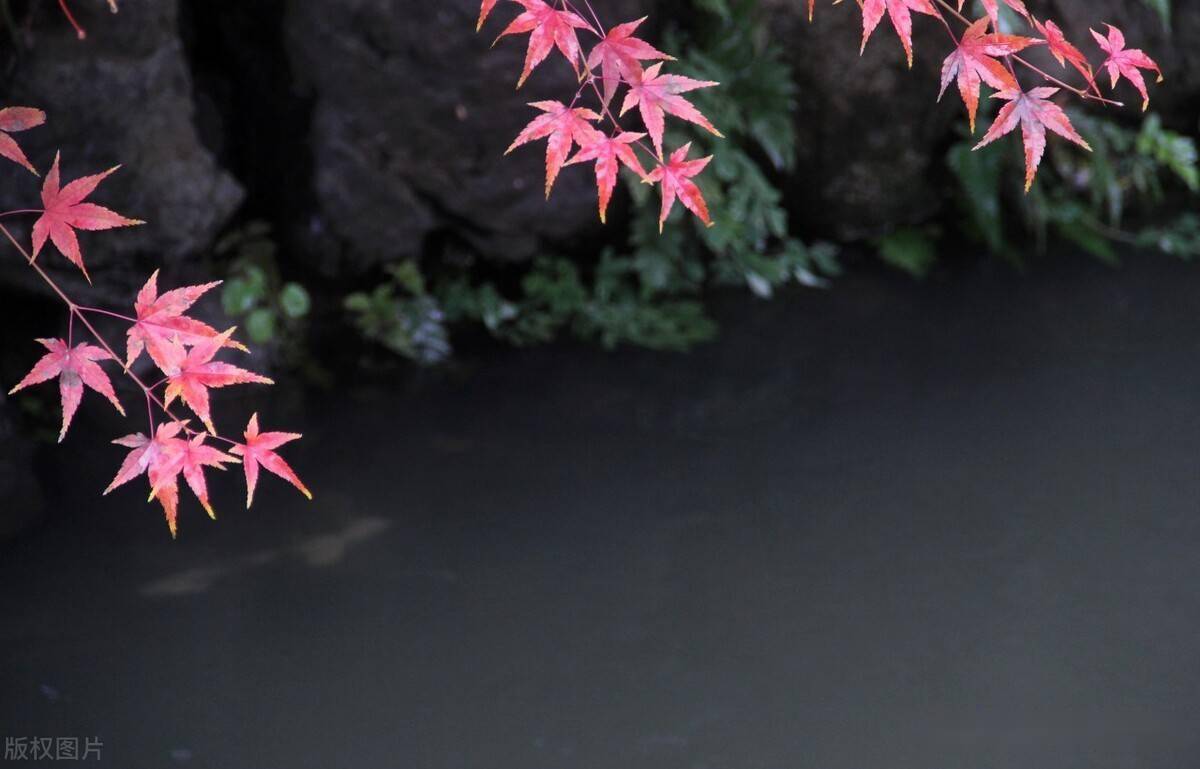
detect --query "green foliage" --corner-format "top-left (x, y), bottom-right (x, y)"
top-left (440, 254), bottom-right (717, 352)
top-left (217, 221), bottom-right (311, 348)
top-left (1138, 213), bottom-right (1200, 259)
top-left (653, 0), bottom-right (839, 299)
top-left (877, 227), bottom-right (940, 278)
top-left (946, 106), bottom-right (1200, 264)
top-left (947, 138), bottom-right (1006, 255)
top-left (346, 0), bottom-right (833, 364)
top-left (344, 263), bottom-right (451, 365)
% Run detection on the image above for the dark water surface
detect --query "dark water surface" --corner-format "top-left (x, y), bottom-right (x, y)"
top-left (4, 253), bottom-right (1200, 768)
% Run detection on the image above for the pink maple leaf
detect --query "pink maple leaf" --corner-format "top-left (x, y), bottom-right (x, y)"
top-left (9, 338), bottom-right (125, 442)
top-left (620, 63), bottom-right (721, 159)
top-left (476, 0), bottom-right (500, 31)
top-left (31, 152), bottom-right (143, 281)
top-left (1031, 17), bottom-right (1096, 89)
top-left (974, 86), bottom-right (1091, 192)
top-left (586, 17), bottom-right (674, 107)
top-left (0, 107), bottom-right (46, 175)
top-left (861, 0), bottom-right (941, 68)
top-left (229, 413), bottom-right (311, 509)
top-left (1091, 23), bottom-right (1162, 111)
top-left (566, 131), bottom-right (648, 224)
top-left (646, 142), bottom-right (713, 232)
top-left (494, 0), bottom-right (592, 88)
top-left (506, 100), bottom-right (601, 198)
top-left (159, 328), bottom-right (273, 435)
top-left (125, 270), bottom-right (244, 370)
top-left (938, 17), bottom-right (1038, 133)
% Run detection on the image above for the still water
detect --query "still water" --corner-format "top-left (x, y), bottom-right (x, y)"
top-left (3, 252), bottom-right (1200, 768)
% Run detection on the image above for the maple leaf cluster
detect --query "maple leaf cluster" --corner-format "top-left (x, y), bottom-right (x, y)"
top-left (2, 109), bottom-right (309, 537)
top-left (821, 0), bottom-right (1162, 191)
top-left (474, 1), bottom-right (1163, 211)
top-left (478, 0), bottom-right (721, 231)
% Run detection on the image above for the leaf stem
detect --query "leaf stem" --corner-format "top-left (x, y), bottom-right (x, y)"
top-left (56, 0), bottom-right (87, 39)
top-left (77, 305), bottom-right (136, 323)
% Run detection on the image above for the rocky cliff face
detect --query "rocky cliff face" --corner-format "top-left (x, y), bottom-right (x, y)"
top-left (283, 0), bottom-right (659, 272)
top-left (0, 0), bottom-right (243, 303)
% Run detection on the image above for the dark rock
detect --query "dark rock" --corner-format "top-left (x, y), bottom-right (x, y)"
top-left (0, 0), bottom-right (244, 303)
top-left (284, 0), bottom-right (655, 272)
top-left (763, 1), bottom-right (961, 241)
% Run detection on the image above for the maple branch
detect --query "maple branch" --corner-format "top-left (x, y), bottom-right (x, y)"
top-left (928, 2), bottom-right (961, 46)
top-left (144, 389), bottom-right (155, 434)
top-left (928, 0), bottom-right (1121, 106)
top-left (555, 0), bottom-right (666, 167)
top-left (0, 90), bottom-right (306, 531)
top-left (0, 219), bottom-right (240, 448)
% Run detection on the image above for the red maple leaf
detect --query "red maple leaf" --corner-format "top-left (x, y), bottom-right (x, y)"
top-left (0, 107), bottom-right (46, 175)
top-left (160, 328), bottom-right (273, 434)
top-left (476, 0), bottom-right (499, 31)
top-left (938, 17), bottom-right (1038, 133)
top-left (861, 0), bottom-right (941, 68)
top-left (31, 152), bottom-right (143, 281)
top-left (229, 413), bottom-right (311, 509)
top-left (125, 270), bottom-right (244, 370)
top-left (176, 434), bottom-right (237, 520)
top-left (566, 131), bottom-right (648, 223)
top-left (586, 17), bottom-right (674, 108)
top-left (1031, 17), bottom-right (1095, 89)
top-left (104, 422), bottom-right (233, 536)
top-left (506, 100), bottom-right (601, 198)
top-left (1091, 24), bottom-right (1162, 111)
top-left (106, 423), bottom-right (185, 535)
top-left (9, 338), bottom-right (125, 442)
top-left (495, 0), bottom-right (592, 88)
top-left (974, 86), bottom-right (1091, 192)
top-left (646, 142), bottom-right (712, 232)
top-left (106, 426), bottom-right (168, 498)
top-left (620, 63), bottom-right (721, 159)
